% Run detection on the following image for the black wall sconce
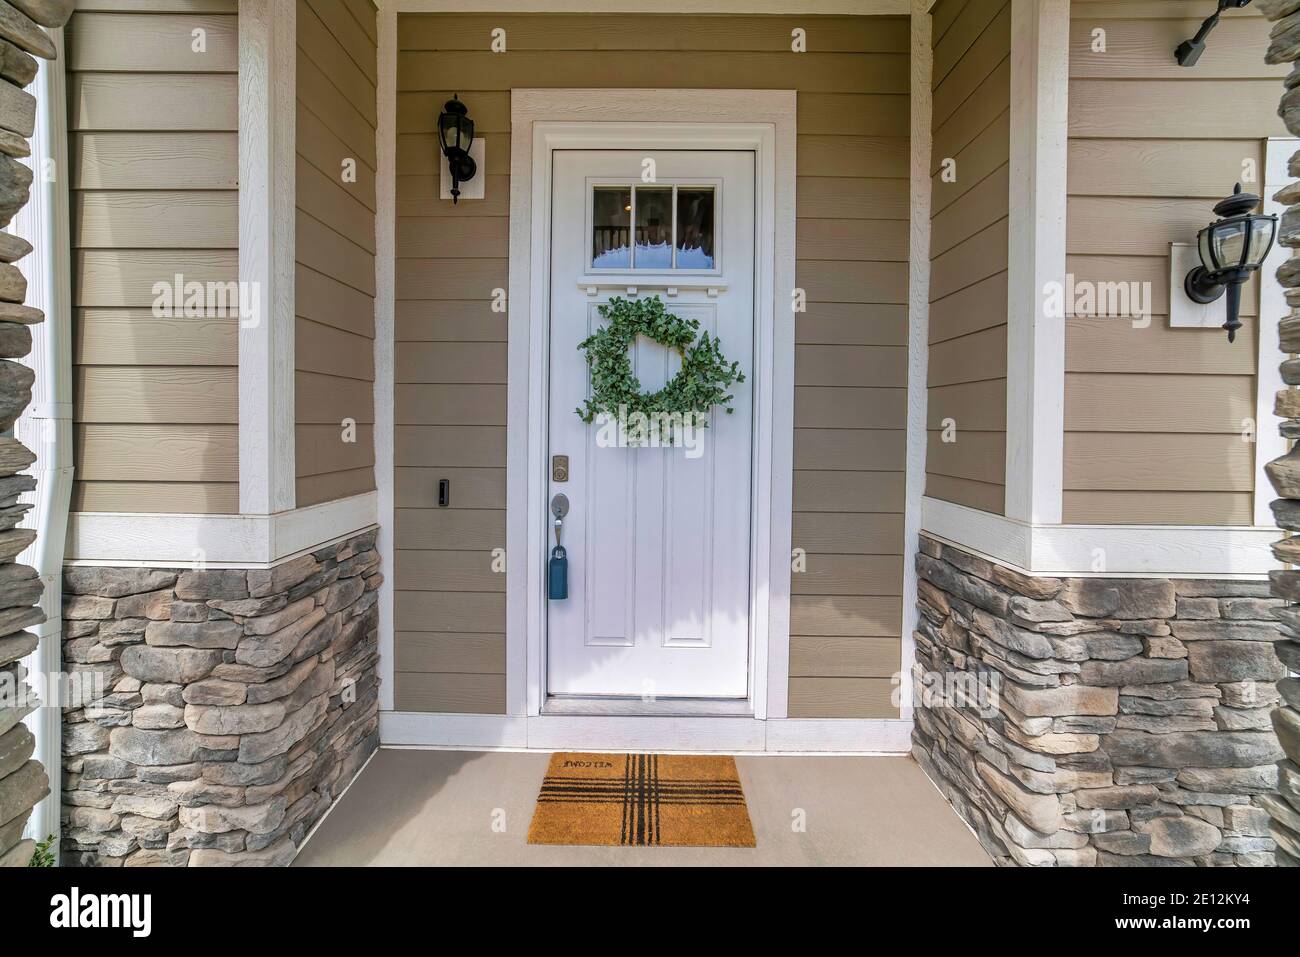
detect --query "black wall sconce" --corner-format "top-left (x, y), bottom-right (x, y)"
top-left (1184, 183), bottom-right (1277, 343)
top-left (437, 94), bottom-right (477, 203)
top-left (1175, 0), bottom-right (1252, 66)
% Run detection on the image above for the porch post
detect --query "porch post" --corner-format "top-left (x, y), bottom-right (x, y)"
top-left (238, 0), bottom-right (296, 514)
top-left (375, 1), bottom-right (397, 713)
top-left (1003, 0), bottom-right (1068, 526)
top-left (901, 0), bottom-right (934, 722)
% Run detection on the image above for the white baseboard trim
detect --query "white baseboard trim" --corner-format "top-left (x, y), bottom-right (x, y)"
top-left (379, 711), bottom-right (914, 754)
top-left (65, 492), bottom-right (379, 567)
top-left (922, 496), bottom-right (1275, 578)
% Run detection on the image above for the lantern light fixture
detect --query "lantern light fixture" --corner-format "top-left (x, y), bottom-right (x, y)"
top-left (1174, 0), bottom-right (1253, 67)
top-left (1183, 183), bottom-right (1277, 343)
top-left (437, 94), bottom-right (477, 204)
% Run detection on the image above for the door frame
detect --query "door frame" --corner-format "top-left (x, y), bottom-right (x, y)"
top-left (506, 89), bottom-right (797, 721)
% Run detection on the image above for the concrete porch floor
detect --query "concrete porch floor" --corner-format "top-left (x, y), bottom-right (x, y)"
top-left (293, 749), bottom-right (992, 866)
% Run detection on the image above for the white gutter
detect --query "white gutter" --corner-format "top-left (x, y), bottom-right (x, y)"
top-left (14, 29), bottom-right (73, 858)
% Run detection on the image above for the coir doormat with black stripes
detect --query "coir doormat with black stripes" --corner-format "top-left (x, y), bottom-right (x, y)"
top-left (527, 752), bottom-right (756, 847)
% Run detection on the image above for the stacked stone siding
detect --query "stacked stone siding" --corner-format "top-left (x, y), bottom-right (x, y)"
top-left (0, 0), bottom-right (78, 869)
top-left (1258, 0), bottom-right (1300, 872)
top-left (60, 529), bottom-right (381, 866)
top-left (912, 535), bottom-right (1285, 866)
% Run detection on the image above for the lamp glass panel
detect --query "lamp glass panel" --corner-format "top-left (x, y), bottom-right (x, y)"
top-left (439, 116), bottom-right (456, 152)
top-left (633, 187), bottom-right (674, 269)
top-left (676, 188), bottom-right (716, 269)
top-left (592, 187), bottom-right (632, 268)
top-left (1211, 219), bottom-right (1248, 271)
top-left (1198, 228), bottom-right (1213, 271)
top-left (1246, 216), bottom-right (1277, 268)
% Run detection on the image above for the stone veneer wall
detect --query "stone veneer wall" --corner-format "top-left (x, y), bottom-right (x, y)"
top-left (0, 0), bottom-right (77, 869)
top-left (60, 530), bottom-right (381, 866)
top-left (1260, 0), bottom-right (1300, 870)
top-left (912, 535), bottom-right (1286, 866)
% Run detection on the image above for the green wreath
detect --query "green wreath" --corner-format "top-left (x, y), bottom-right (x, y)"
top-left (576, 296), bottom-right (745, 435)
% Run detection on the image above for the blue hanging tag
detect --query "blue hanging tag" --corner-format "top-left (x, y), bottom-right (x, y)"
top-left (548, 545), bottom-right (568, 600)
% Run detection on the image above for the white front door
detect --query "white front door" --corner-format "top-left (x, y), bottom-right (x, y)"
top-left (546, 149), bottom-right (756, 699)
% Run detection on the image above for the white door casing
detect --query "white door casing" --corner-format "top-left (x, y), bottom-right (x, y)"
top-left (507, 92), bottom-right (797, 723)
top-left (547, 150), bottom-right (756, 699)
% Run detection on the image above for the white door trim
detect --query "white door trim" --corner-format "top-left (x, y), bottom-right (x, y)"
top-left (507, 89), bottom-right (797, 722)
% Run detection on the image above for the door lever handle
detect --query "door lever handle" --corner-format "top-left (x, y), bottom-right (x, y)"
top-left (549, 493), bottom-right (570, 600)
top-left (550, 493), bottom-right (569, 548)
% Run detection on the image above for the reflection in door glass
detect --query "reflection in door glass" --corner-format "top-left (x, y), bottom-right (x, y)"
top-left (633, 187), bottom-right (673, 269)
top-left (676, 188), bottom-right (715, 269)
top-left (592, 187), bottom-right (631, 268)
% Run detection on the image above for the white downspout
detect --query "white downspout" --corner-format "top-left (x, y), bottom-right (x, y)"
top-left (15, 29), bottom-right (73, 858)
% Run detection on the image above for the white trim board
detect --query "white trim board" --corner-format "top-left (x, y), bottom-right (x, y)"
top-left (65, 493), bottom-right (378, 567)
top-left (375, 3), bottom-right (398, 713)
top-left (379, 712), bottom-right (914, 753)
top-left (900, 6), bottom-right (932, 723)
top-left (505, 90), bottom-right (797, 726)
top-left (238, 0), bottom-right (296, 515)
top-left (923, 496), bottom-right (1275, 579)
top-left (1004, 0), bottom-right (1069, 525)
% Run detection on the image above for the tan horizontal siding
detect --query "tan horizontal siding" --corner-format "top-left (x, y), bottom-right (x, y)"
top-left (789, 636), bottom-right (900, 678)
top-left (396, 632), bottom-right (504, 674)
top-left (67, 11), bottom-right (237, 71)
top-left (788, 677), bottom-right (897, 719)
top-left (75, 424), bottom-right (238, 482)
top-left (67, 3), bottom-right (240, 514)
top-left (69, 73), bottom-right (237, 131)
top-left (71, 481), bottom-right (238, 513)
top-left (399, 14), bottom-right (911, 52)
top-left (75, 310), bottom-right (236, 366)
top-left (394, 672), bottom-right (505, 714)
top-left (1063, 2), bottom-right (1282, 524)
top-left (72, 132), bottom-right (237, 189)
top-left (76, 1), bottom-right (237, 11)
top-left (926, 0), bottom-right (1009, 515)
top-left (398, 51), bottom-right (909, 94)
top-left (295, 0), bottom-right (378, 507)
top-left (1064, 491), bottom-right (1254, 526)
top-left (395, 12), bottom-right (909, 716)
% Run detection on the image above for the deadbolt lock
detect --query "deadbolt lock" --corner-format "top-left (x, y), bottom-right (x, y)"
top-left (552, 454), bottom-right (569, 482)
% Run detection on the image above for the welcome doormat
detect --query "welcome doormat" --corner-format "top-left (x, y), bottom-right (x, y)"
top-left (527, 752), bottom-right (756, 847)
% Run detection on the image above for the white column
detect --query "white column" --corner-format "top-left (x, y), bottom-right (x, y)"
top-left (375, 1), bottom-right (397, 712)
top-left (901, 0), bottom-right (933, 721)
top-left (238, 0), bottom-right (296, 514)
top-left (1004, 0), bottom-right (1069, 525)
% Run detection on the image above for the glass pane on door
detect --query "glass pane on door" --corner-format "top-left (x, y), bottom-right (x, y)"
top-left (676, 187), bottom-right (715, 269)
top-left (592, 187), bottom-right (631, 268)
top-left (633, 186), bottom-right (673, 269)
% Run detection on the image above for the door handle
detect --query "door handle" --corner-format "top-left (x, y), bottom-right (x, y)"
top-left (549, 494), bottom-right (569, 600)
top-left (550, 493), bottom-right (569, 547)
